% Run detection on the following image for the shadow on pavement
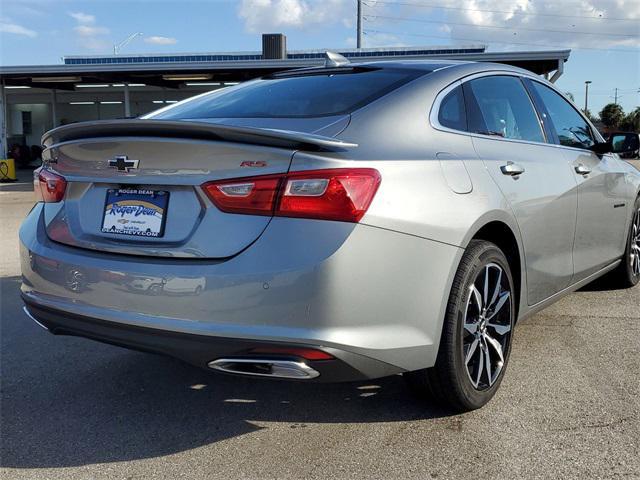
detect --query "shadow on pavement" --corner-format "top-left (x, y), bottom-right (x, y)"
top-left (577, 273), bottom-right (625, 292)
top-left (0, 168), bottom-right (36, 193)
top-left (0, 275), bottom-right (449, 469)
top-left (0, 181), bottom-right (34, 193)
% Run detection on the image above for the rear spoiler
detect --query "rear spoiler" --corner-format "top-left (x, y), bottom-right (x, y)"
top-left (42, 119), bottom-right (358, 152)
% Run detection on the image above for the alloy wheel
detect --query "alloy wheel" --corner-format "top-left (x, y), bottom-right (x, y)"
top-left (462, 263), bottom-right (513, 390)
top-left (631, 207), bottom-right (640, 277)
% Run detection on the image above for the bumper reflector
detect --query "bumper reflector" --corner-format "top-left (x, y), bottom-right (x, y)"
top-left (249, 347), bottom-right (334, 360)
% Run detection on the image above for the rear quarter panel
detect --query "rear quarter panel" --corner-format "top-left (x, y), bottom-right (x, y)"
top-left (292, 66), bottom-right (527, 319)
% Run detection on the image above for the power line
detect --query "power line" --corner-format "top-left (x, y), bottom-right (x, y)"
top-left (588, 92), bottom-right (640, 96)
top-left (363, 28), bottom-right (640, 53)
top-left (588, 89), bottom-right (639, 94)
top-left (367, 1), bottom-right (640, 22)
top-left (364, 14), bottom-right (640, 38)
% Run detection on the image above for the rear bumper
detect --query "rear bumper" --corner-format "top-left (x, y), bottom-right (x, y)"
top-left (22, 299), bottom-right (400, 382)
top-left (20, 203), bottom-right (463, 377)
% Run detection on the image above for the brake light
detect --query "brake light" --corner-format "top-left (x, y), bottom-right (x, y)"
top-left (202, 168), bottom-right (380, 223)
top-left (278, 169), bottom-right (381, 222)
top-left (36, 168), bottom-right (67, 203)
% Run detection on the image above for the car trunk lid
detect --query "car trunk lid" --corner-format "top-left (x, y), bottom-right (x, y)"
top-left (41, 119), bottom-right (356, 259)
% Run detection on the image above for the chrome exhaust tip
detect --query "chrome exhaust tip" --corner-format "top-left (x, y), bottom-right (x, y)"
top-left (207, 358), bottom-right (320, 379)
top-left (22, 306), bottom-right (49, 331)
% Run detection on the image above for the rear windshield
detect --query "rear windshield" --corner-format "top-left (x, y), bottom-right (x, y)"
top-left (149, 68), bottom-right (425, 119)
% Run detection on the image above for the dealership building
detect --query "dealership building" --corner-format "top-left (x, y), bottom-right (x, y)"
top-left (0, 34), bottom-right (570, 159)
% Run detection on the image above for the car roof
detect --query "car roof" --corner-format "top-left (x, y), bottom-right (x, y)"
top-left (280, 59), bottom-right (530, 77)
top-left (353, 59), bottom-right (468, 71)
top-left (361, 59), bottom-right (534, 75)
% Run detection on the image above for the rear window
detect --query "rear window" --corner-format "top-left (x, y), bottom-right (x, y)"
top-left (149, 68), bottom-right (425, 119)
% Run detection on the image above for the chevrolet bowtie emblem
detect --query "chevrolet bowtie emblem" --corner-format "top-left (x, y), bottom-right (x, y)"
top-left (108, 155), bottom-right (139, 172)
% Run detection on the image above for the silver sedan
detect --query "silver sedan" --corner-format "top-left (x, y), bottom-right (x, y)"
top-left (20, 58), bottom-right (640, 411)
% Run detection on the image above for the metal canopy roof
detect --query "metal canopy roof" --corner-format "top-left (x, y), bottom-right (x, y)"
top-left (62, 45), bottom-right (488, 64)
top-left (0, 48), bottom-right (570, 90)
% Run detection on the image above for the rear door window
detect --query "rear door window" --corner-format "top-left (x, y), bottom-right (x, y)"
top-left (149, 68), bottom-right (425, 119)
top-left (529, 81), bottom-right (595, 150)
top-left (437, 85), bottom-right (467, 131)
top-left (465, 76), bottom-right (545, 143)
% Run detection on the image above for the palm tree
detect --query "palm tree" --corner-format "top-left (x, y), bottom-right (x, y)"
top-left (621, 107), bottom-right (640, 132)
top-left (600, 103), bottom-right (625, 129)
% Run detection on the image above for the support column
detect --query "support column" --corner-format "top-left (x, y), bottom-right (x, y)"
top-left (0, 80), bottom-right (6, 158)
top-left (51, 89), bottom-right (58, 128)
top-left (549, 59), bottom-right (564, 83)
top-left (124, 82), bottom-right (131, 117)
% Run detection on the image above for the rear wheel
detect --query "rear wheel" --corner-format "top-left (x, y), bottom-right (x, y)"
top-left (404, 240), bottom-right (515, 411)
top-left (613, 198), bottom-right (640, 288)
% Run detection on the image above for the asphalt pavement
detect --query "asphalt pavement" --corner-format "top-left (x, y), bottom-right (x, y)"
top-left (1, 167), bottom-right (639, 480)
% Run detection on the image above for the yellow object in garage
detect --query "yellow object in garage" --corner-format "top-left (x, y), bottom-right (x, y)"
top-left (0, 158), bottom-right (17, 182)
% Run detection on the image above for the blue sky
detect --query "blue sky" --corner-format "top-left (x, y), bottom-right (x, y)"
top-left (1, 0), bottom-right (638, 115)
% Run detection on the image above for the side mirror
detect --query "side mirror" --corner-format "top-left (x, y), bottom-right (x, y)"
top-left (589, 141), bottom-right (613, 155)
top-left (608, 134), bottom-right (639, 156)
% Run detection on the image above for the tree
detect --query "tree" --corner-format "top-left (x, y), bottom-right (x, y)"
top-left (599, 103), bottom-right (625, 129)
top-left (565, 92), bottom-right (575, 103)
top-left (620, 107), bottom-right (640, 132)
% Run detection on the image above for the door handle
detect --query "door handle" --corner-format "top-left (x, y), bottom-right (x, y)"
top-left (575, 164), bottom-right (592, 175)
top-left (500, 162), bottom-right (525, 176)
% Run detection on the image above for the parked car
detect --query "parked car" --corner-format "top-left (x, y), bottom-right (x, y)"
top-left (607, 132), bottom-right (640, 159)
top-left (20, 57), bottom-right (640, 411)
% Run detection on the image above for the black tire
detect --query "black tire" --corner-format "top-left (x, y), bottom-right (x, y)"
top-left (404, 240), bottom-right (516, 412)
top-left (612, 197), bottom-right (640, 288)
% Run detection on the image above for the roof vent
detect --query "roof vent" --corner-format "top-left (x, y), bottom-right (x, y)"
top-left (262, 34), bottom-right (287, 60)
top-left (324, 51), bottom-right (350, 68)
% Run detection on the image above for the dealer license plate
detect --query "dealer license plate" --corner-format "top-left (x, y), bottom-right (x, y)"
top-left (101, 188), bottom-right (169, 238)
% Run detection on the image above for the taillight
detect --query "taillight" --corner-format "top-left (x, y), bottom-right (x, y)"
top-left (278, 169), bottom-right (381, 222)
top-left (202, 175), bottom-right (281, 215)
top-left (36, 168), bottom-right (67, 203)
top-left (202, 168), bottom-right (380, 223)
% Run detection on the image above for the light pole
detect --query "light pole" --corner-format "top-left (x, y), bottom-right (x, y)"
top-left (357, 0), bottom-right (363, 49)
top-left (584, 80), bottom-right (592, 113)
